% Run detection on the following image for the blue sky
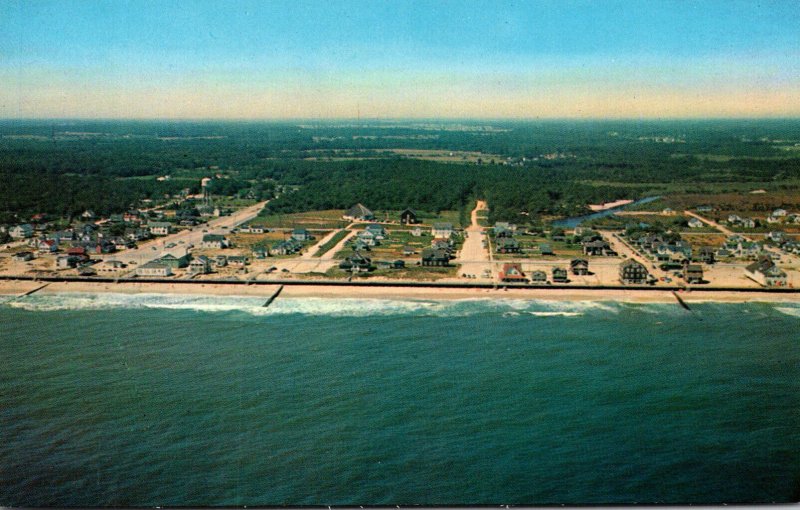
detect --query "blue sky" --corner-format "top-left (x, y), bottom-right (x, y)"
top-left (1, 0), bottom-right (798, 118)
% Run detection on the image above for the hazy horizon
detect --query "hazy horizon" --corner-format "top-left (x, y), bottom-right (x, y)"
top-left (2, 1), bottom-right (799, 120)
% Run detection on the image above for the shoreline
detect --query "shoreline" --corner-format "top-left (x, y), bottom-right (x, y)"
top-left (1, 279), bottom-right (798, 304)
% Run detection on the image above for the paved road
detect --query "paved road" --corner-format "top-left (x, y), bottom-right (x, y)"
top-left (113, 201), bottom-right (268, 265)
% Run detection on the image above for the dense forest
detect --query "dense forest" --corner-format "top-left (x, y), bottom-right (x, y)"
top-left (2, 119), bottom-right (800, 223)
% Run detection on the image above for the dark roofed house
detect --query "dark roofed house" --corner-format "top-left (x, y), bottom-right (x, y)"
top-left (291, 228), bottom-right (313, 241)
top-left (530, 270), bottom-right (548, 283)
top-left (201, 234), bottom-right (229, 249)
top-left (570, 258), bottom-right (590, 275)
top-left (697, 247), bottom-right (716, 264)
top-left (582, 239), bottom-right (611, 256)
top-left (496, 237), bottom-right (520, 253)
top-left (552, 267), bottom-right (569, 283)
top-left (620, 259), bottom-right (648, 284)
top-left (684, 264), bottom-right (704, 284)
top-left (421, 248), bottom-right (450, 266)
top-left (499, 263), bottom-right (527, 283)
top-left (400, 208), bottom-right (418, 225)
top-left (189, 255), bottom-right (212, 274)
top-left (343, 203), bottom-right (374, 222)
top-left (538, 243), bottom-right (554, 256)
top-left (745, 256), bottom-right (788, 287)
top-left (339, 252), bottom-right (372, 272)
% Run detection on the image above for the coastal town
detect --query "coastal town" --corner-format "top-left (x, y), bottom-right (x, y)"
top-left (1, 175), bottom-right (798, 293)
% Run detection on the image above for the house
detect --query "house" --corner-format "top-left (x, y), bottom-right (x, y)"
top-left (377, 260), bottom-right (405, 270)
top-left (189, 255), bottom-right (212, 274)
top-left (12, 251), bottom-right (34, 262)
top-left (620, 259), bottom-right (649, 284)
top-left (402, 245), bottom-right (416, 256)
top-left (399, 208), bottom-right (418, 225)
top-left (227, 255), bottom-right (249, 267)
top-left (582, 239), bottom-right (613, 256)
top-left (156, 252), bottom-right (189, 268)
top-left (570, 258), bottom-right (590, 275)
top-left (697, 247), bottom-right (716, 264)
top-left (684, 264), bottom-right (704, 284)
top-left (745, 256), bottom-right (788, 287)
top-left (494, 223), bottom-right (515, 238)
top-left (687, 217), bottom-right (705, 228)
top-left (538, 243), bottom-right (554, 256)
top-left (421, 248), bottom-right (450, 266)
top-left (772, 208), bottom-right (788, 217)
top-left (357, 230), bottom-right (379, 247)
top-left (696, 205), bottom-right (713, 212)
top-left (81, 210), bottom-right (95, 220)
top-left (136, 261), bottom-right (172, 277)
top-left (201, 234), bottom-right (229, 249)
top-left (766, 215), bottom-right (782, 224)
top-left (530, 270), bottom-right (548, 283)
top-left (291, 228), bottom-right (313, 242)
top-left (741, 218), bottom-right (756, 229)
top-left (551, 267), bottom-right (569, 283)
top-left (431, 238), bottom-right (452, 252)
top-left (766, 231), bottom-right (786, 243)
top-left (270, 239), bottom-right (302, 255)
top-left (339, 253), bottom-right (372, 272)
top-left (727, 214), bottom-right (742, 224)
top-left (9, 224), bottom-right (34, 239)
top-left (56, 255), bottom-right (79, 269)
top-left (410, 227), bottom-right (424, 237)
top-left (499, 263), bottom-right (527, 283)
top-left (215, 255), bottom-right (228, 267)
top-left (343, 203), bottom-right (374, 222)
top-left (496, 237), bottom-right (521, 253)
top-left (66, 246), bottom-right (90, 262)
top-left (37, 239), bottom-right (58, 253)
top-left (252, 247), bottom-right (267, 259)
top-left (148, 222), bottom-right (173, 236)
top-left (431, 223), bottom-right (454, 239)
top-left (662, 208), bottom-right (675, 215)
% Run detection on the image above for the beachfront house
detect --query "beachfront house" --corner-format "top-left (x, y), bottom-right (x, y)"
top-left (570, 258), bottom-right (590, 275)
top-left (684, 264), bottom-right (704, 284)
top-left (421, 248), bottom-right (450, 266)
top-left (552, 267), bottom-right (569, 283)
top-left (343, 203), bottom-right (374, 222)
top-left (148, 222), bottom-right (173, 236)
top-left (156, 253), bottom-right (189, 269)
top-left (201, 234), bottom-right (229, 249)
top-left (189, 255), bottom-right (212, 274)
top-left (619, 259), bottom-right (648, 284)
top-left (499, 263), bottom-right (527, 283)
top-left (135, 261), bottom-right (172, 277)
top-left (400, 208), bottom-right (418, 225)
top-left (745, 257), bottom-right (788, 287)
top-left (377, 260), bottom-right (405, 270)
top-left (431, 223), bottom-right (454, 239)
top-left (339, 253), bottom-right (372, 272)
top-left (530, 270), bottom-right (548, 284)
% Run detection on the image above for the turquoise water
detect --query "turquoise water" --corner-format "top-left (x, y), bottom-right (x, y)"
top-left (1, 293), bottom-right (799, 506)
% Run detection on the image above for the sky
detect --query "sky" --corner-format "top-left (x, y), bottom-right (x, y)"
top-left (0, 0), bottom-right (799, 119)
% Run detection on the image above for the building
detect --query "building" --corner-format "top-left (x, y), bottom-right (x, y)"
top-left (37, 239), bottom-right (58, 253)
top-left (496, 237), bottom-right (520, 253)
top-left (156, 252), bottom-right (189, 269)
top-left (9, 224), bottom-right (34, 239)
top-left (201, 234), bottom-right (229, 249)
top-left (339, 253), bottom-right (372, 272)
top-left (148, 222), bottom-right (173, 236)
top-left (538, 243), bottom-right (554, 256)
top-left (189, 255), bottom-right (212, 274)
top-left (684, 264), bottom-right (704, 284)
top-left (582, 239), bottom-right (613, 256)
top-left (290, 228), bottom-right (312, 242)
top-left (745, 257), bottom-right (788, 287)
top-left (499, 263), bottom-right (527, 283)
top-left (772, 208), bottom-right (788, 217)
top-left (365, 224), bottom-right (386, 239)
top-left (552, 267), bottom-right (569, 283)
top-left (56, 255), bottom-right (79, 269)
top-left (421, 248), bottom-right (450, 266)
top-left (343, 203), bottom-right (374, 222)
top-left (530, 270), bottom-right (548, 283)
top-left (227, 255), bottom-right (249, 267)
top-left (136, 261), bottom-right (172, 277)
top-left (431, 223), bottom-right (454, 239)
top-left (619, 259), bottom-right (649, 284)
top-left (399, 208), bottom-right (418, 225)
top-left (697, 247), bottom-right (716, 264)
top-left (570, 258), bottom-right (590, 275)
top-left (687, 217), bottom-right (705, 228)
top-left (377, 260), bottom-right (405, 270)
top-left (12, 251), bottom-right (34, 262)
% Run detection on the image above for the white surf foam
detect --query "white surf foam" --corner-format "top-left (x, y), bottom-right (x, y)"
top-left (774, 306), bottom-right (800, 318)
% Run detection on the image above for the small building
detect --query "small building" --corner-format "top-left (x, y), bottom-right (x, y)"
top-left (201, 234), bottom-right (229, 249)
top-left (365, 224), bottom-right (386, 238)
top-left (772, 208), bottom-right (788, 217)
top-left (343, 203), bottom-right (374, 222)
top-left (377, 260), bottom-right (405, 270)
top-left (499, 263), bottom-right (527, 283)
top-left (697, 247), bottom-right (716, 264)
top-left (9, 224), bottom-right (34, 239)
top-left (431, 223), bottom-right (454, 239)
top-left (12, 251), bottom-right (34, 262)
top-left (741, 218), bottom-right (756, 229)
top-left (56, 255), bottom-right (79, 269)
top-left (538, 243), bottom-right (554, 256)
top-left (339, 253), bottom-right (372, 272)
top-left (291, 228), bottom-right (313, 242)
top-left (552, 267), bottom-right (569, 283)
top-left (421, 248), bottom-right (450, 266)
top-left (37, 239), bottom-right (58, 253)
top-left (766, 231), bottom-right (786, 243)
top-left (582, 239), bottom-right (612, 256)
top-left (410, 227), bottom-right (424, 237)
top-left (619, 259), bottom-right (649, 284)
top-left (227, 255), bottom-right (249, 267)
top-left (97, 260), bottom-right (127, 272)
top-left (136, 261), bottom-right (172, 277)
top-left (189, 255), bottom-right (212, 274)
top-left (570, 258), bottom-right (590, 275)
top-left (148, 222), bottom-right (173, 236)
top-left (687, 217), bottom-right (705, 228)
top-left (496, 237), bottom-right (520, 253)
top-left (745, 256), bottom-right (788, 287)
top-left (662, 208), bottom-right (675, 216)
top-left (215, 255), bottom-right (228, 267)
top-left (684, 264), bottom-right (704, 284)
top-left (399, 208), bottom-right (418, 225)
top-left (156, 252), bottom-right (189, 269)
top-left (530, 270), bottom-right (548, 284)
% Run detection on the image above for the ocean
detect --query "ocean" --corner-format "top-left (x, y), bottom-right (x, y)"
top-left (1, 293), bottom-right (799, 506)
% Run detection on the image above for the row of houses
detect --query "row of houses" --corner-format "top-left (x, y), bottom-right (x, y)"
top-left (498, 260), bottom-right (589, 284)
top-left (342, 204), bottom-right (420, 225)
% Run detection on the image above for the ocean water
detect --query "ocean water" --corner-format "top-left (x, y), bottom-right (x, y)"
top-left (1, 293), bottom-right (799, 506)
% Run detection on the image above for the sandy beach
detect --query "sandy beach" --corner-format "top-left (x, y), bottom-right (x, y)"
top-left (1, 279), bottom-right (798, 304)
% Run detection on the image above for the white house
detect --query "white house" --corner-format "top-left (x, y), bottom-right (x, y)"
top-left (745, 257), bottom-right (788, 287)
top-left (687, 217), bottom-right (705, 228)
top-left (10, 224), bottom-right (34, 239)
top-left (431, 222), bottom-right (454, 239)
top-left (148, 222), bottom-right (173, 236)
top-left (135, 261), bottom-right (172, 277)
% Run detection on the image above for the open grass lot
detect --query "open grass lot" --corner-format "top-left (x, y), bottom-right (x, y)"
top-left (322, 264), bottom-right (458, 281)
top-left (228, 231), bottom-right (317, 256)
top-left (253, 210), bottom-right (349, 229)
top-left (680, 233), bottom-right (727, 249)
top-left (490, 234), bottom-right (584, 260)
top-left (335, 230), bottom-right (462, 262)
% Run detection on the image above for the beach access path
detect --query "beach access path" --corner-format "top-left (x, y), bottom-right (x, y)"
top-left (271, 228), bottom-right (357, 274)
top-left (455, 200), bottom-right (494, 281)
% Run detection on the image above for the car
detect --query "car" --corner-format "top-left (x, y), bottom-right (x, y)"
top-left (281, 268), bottom-right (290, 273)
